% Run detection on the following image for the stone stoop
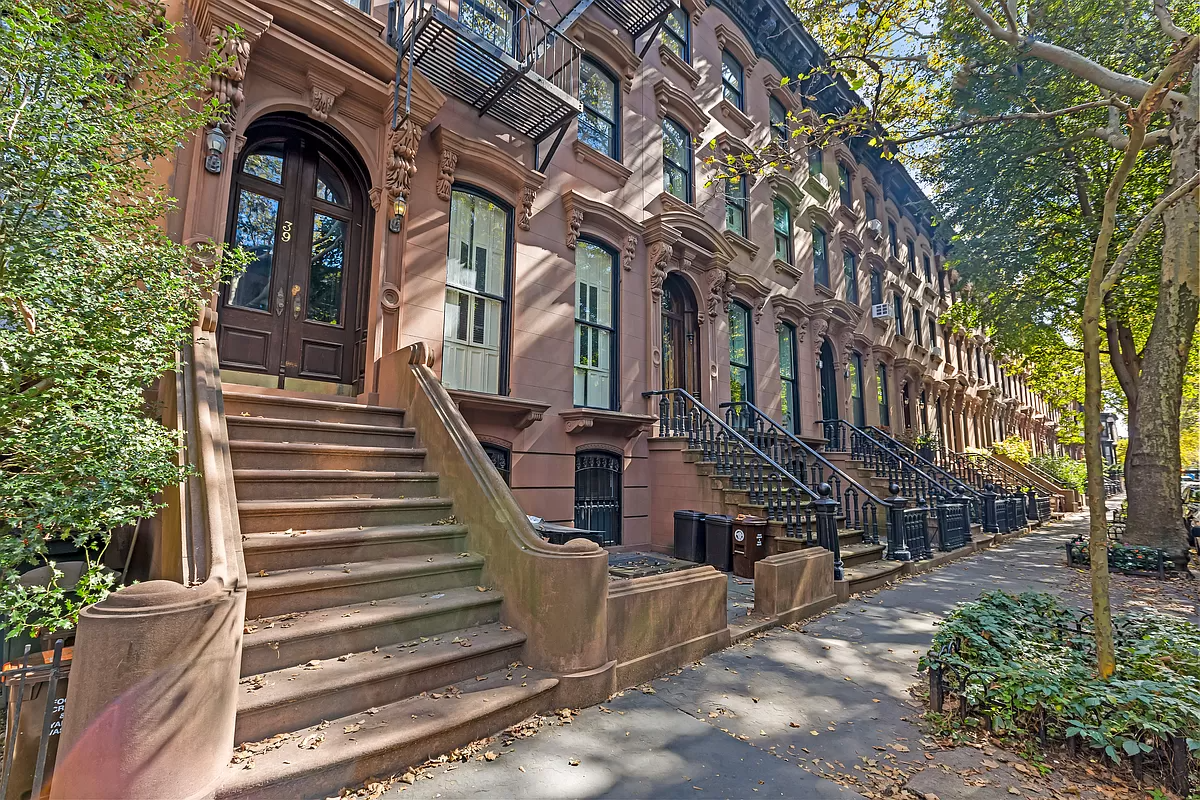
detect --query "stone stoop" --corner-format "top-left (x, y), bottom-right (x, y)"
top-left (217, 387), bottom-right (556, 800)
top-left (681, 448), bottom-right (900, 598)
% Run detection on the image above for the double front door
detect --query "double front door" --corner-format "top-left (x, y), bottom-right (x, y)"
top-left (661, 273), bottom-right (699, 395)
top-left (218, 118), bottom-right (368, 388)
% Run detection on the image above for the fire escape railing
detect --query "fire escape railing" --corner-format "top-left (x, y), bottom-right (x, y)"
top-left (722, 401), bottom-right (884, 547)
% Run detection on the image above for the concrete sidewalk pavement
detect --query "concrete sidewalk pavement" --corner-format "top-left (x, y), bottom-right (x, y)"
top-left (380, 510), bottom-right (1122, 800)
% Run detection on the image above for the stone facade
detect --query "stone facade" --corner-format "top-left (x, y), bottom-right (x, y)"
top-left (170, 0), bottom-right (1063, 550)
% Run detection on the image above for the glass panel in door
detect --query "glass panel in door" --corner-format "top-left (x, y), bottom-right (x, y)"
top-left (228, 190), bottom-right (280, 312)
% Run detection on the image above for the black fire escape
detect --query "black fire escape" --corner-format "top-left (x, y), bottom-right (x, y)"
top-left (389, 0), bottom-right (676, 170)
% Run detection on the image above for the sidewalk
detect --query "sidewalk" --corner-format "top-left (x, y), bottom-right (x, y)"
top-left (378, 506), bottom-right (1179, 799)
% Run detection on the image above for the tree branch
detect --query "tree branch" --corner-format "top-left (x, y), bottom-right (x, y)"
top-left (891, 99), bottom-right (1122, 145)
top-left (1105, 171), bottom-right (1200, 286)
top-left (1153, 0), bottom-right (1190, 43)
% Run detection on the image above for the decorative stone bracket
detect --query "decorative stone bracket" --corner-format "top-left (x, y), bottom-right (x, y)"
top-left (562, 190), bottom-right (643, 267)
top-left (431, 125), bottom-right (545, 230)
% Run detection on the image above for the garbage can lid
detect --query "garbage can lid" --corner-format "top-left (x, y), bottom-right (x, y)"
top-left (673, 510), bottom-right (705, 519)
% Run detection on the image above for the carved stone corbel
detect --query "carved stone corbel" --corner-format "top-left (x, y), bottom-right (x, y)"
top-left (306, 73), bottom-right (344, 123)
top-left (839, 331), bottom-right (855, 367)
top-left (648, 242), bottom-right (670, 299)
top-left (518, 185), bottom-right (537, 231)
top-left (386, 117), bottom-right (423, 207)
top-left (705, 268), bottom-right (729, 319)
top-left (811, 318), bottom-right (830, 355)
top-left (565, 207), bottom-right (585, 249)
top-left (753, 295), bottom-right (769, 325)
top-left (205, 27), bottom-right (252, 131)
top-left (621, 235), bottom-right (637, 271)
top-left (435, 149), bottom-right (458, 201)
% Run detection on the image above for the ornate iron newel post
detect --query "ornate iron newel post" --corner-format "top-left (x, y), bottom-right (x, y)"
top-left (982, 482), bottom-right (1000, 534)
top-left (814, 482), bottom-right (843, 580)
top-left (886, 482), bottom-right (912, 562)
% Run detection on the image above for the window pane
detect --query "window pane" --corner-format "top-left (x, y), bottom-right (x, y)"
top-left (779, 325), bottom-right (795, 380)
top-left (460, 0), bottom-right (514, 52)
top-left (662, 119), bottom-right (690, 200)
top-left (228, 189), bottom-right (279, 311)
top-left (724, 178), bottom-right (745, 237)
top-left (813, 227), bottom-right (828, 285)
top-left (843, 251), bottom-right (858, 303)
top-left (808, 146), bottom-right (823, 176)
top-left (576, 241), bottom-right (613, 327)
top-left (729, 304), bottom-right (749, 366)
top-left (662, 8), bottom-right (688, 60)
top-left (444, 189), bottom-right (509, 394)
top-left (243, 143), bottom-right (284, 184)
top-left (721, 51), bottom-right (743, 108)
top-left (579, 60), bottom-right (617, 157)
top-left (307, 213), bottom-right (346, 325)
top-left (865, 193), bottom-right (876, 220)
top-left (769, 97), bottom-right (787, 142)
top-left (315, 158), bottom-right (348, 205)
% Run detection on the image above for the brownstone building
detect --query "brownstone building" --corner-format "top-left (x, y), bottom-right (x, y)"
top-left (55, 0), bottom-right (1070, 797)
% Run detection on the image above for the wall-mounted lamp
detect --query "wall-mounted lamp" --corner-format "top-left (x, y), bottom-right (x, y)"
top-left (204, 126), bottom-right (228, 175)
top-left (389, 196), bottom-right (407, 234)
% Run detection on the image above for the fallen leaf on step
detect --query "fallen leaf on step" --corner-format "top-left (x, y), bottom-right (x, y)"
top-left (399, 772), bottom-right (416, 785)
top-left (304, 660), bottom-right (322, 669)
top-left (298, 733), bottom-right (324, 750)
top-left (476, 586), bottom-right (489, 592)
top-left (890, 744), bottom-right (910, 752)
top-left (343, 723), bottom-right (361, 734)
top-left (789, 722), bottom-right (800, 728)
top-left (568, 758), bottom-right (580, 767)
top-left (256, 570), bottom-right (269, 577)
top-left (484, 751), bottom-right (497, 762)
top-left (458, 553), bottom-right (470, 558)
top-left (518, 766), bottom-right (525, 773)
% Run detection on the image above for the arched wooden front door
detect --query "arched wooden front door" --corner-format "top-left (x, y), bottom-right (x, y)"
top-left (661, 273), bottom-right (700, 396)
top-left (819, 339), bottom-right (839, 422)
top-left (218, 115), bottom-right (371, 389)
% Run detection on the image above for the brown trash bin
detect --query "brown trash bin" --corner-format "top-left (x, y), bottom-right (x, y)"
top-left (731, 515), bottom-right (769, 578)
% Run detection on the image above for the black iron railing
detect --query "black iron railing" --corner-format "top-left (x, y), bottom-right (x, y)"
top-left (823, 420), bottom-right (961, 510)
top-left (723, 401), bottom-right (884, 546)
top-left (862, 428), bottom-right (983, 524)
top-left (1, 640), bottom-right (67, 800)
top-left (646, 390), bottom-right (820, 543)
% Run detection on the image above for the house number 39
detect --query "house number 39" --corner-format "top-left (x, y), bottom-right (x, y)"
top-left (280, 220), bottom-right (293, 242)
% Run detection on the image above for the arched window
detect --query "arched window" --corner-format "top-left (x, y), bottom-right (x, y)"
top-left (808, 145), bottom-right (824, 177)
top-left (869, 269), bottom-right (883, 306)
top-left (912, 307), bottom-right (923, 346)
top-left (813, 226), bottom-right (829, 287)
top-left (579, 58), bottom-right (619, 159)
top-left (842, 249), bottom-right (858, 303)
top-left (906, 237), bottom-right (917, 272)
top-left (865, 192), bottom-right (877, 221)
top-left (574, 239), bottom-right (618, 409)
top-left (773, 199), bottom-right (792, 264)
top-left (575, 450), bottom-right (622, 546)
top-left (838, 162), bottom-right (853, 207)
top-left (779, 322), bottom-right (799, 432)
top-left (893, 291), bottom-right (904, 336)
top-left (661, 7), bottom-right (690, 63)
top-left (729, 301), bottom-right (754, 405)
top-left (721, 50), bottom-right (745, 110)
top-left (662, 117), bottom-right (692, 203)
top-left (887, 220), bottom-right (898, 258)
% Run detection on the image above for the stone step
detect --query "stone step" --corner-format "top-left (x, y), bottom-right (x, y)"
top-left (242, 586), bottom-right (503, 676)
top-left (246, 553), bottom-right (485, 619)
top-left (237, 496), bottom-right (454, 534)
top-left (229, 441), bottom-right (428, 472)
top-left (840, 541), bottom-right (886, 568)
top-left (227, 416), bottom-right (417, 448)
top-left (235, 622), bottom-right (526, 745)
top-left (216, 669), bottom-right (558, 800)
top-left (843, 559), bottom-right (905, 594)
top-left (222, 387), bottom-right (406, 427)
top-left (242, 523), bottom-right (469, 573)
top-left (233, 469), bottom-right (439, 502)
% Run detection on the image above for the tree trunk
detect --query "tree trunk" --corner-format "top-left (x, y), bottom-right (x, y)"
top-left (1125, 88), bottom-right (1200, 564)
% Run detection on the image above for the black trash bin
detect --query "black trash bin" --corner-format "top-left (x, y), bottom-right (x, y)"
top-left (731, 516), bottom-right (770, 578)
top-left (704, 515), bottom-right (733, 572)
top-left (673, 510), bottom-right (706, 562)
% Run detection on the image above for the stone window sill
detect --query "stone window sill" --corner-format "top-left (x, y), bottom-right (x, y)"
top-left (561, 408), bottom-right (657, 437)
top-left (723, 228), bottom-right (759, 259)
top-left (448, 389), bottom-right (551, 431)
top-left (773, 258), bottom-right (802, 283)
top-left (714, 98), bottom-right (754, 138)
top-left (573, 140), bottom-right (632, 185)
top-left (659, 43), bottom-right (700, 88)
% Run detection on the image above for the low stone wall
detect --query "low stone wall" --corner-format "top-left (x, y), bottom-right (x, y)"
top-left (606, 566), bottom-right (730, 689)
top-left (753, 548), bottom-right (838, 625)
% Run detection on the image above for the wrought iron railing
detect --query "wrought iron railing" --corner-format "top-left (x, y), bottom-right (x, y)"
top-left (862, 428), bottom-right (983, 519)
top-left (723, 401), bottom-right (883, 546)
top-left (823, 420), bottom-right (964, 510)
top-left (1, 640), bottom-right (66, 800)
top-left (647, 390), bottom-right (819, 542)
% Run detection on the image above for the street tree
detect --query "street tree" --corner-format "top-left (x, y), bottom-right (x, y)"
top-left (0, 0), bottom-right (227, 637)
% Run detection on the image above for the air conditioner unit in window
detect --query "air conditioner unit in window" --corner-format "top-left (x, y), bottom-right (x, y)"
top-left (866, 219), bottom-right (883, 238)
top-left (871, 303), bottom-right (892, 319)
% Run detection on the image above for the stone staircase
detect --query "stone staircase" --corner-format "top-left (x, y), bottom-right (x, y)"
top-left (676, 444), bottom-right (904, 595)
top-left (216, 387), bottom-right (558, 800)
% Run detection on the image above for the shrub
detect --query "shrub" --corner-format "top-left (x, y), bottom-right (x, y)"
top-left (1030, 454), bottom-right (1088, 492)
top-left (923, 591), bottom-right (1200, 765)
top-left (992, 436), bottom-right (1032, 465)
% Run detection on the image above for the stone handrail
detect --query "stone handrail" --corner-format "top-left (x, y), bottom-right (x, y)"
top-left (377, 343), bottom-right (612, 691)
top-left (54, 311), bottom-right (247, 800)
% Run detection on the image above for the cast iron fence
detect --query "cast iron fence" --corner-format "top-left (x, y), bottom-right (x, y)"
top-left (1, 640), bottom-right (67, 800)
